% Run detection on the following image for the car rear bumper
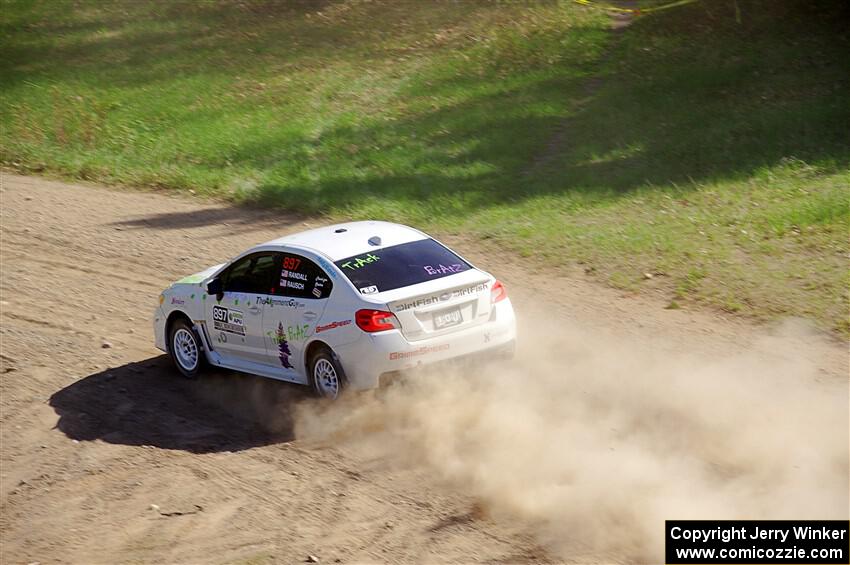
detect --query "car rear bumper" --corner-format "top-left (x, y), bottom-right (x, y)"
top-left (377, 339), bottom-right (515, 388)
top-left (334, 298), bottom-right (516, 390)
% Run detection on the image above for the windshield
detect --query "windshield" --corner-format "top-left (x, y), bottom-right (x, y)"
top-left (334, 239), bottom-right (472, 295)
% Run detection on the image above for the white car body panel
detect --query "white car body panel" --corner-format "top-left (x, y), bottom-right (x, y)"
top-left (154, 221), bottom-right (517, 391)
top-left (261, 220), bottom-right (427, 261)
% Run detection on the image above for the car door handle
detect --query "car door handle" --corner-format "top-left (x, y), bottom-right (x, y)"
top-left (248, 305), bottom-right (262, 315)
top-left (303, 311), bottom-right (318, 321)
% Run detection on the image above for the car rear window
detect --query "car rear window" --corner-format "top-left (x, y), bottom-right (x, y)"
top-left (334, 239), bottom-right (472, 295)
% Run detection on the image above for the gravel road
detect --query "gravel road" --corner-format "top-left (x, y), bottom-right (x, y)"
top-left (1, 173), bottom-right (846, 564)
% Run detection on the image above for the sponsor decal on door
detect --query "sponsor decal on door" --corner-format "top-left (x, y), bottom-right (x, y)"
top-left (212, 305), bottom-right (245, 335)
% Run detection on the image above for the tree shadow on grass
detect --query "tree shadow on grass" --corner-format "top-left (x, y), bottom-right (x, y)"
top-left (49, 355), bottom-right (310, 453)
top-left (520, 0), bottom-right (850, 195)
top-left (5, 0), bottom-right (848, 220)
top-left (0, 1), bottom-right (347, 89)
top-left (222, 0), bottom-right (850, 218)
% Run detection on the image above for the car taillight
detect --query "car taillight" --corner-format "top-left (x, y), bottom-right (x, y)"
top-left (355, 309), bottom-right (399, 332)
top-left (491, 280), bottom-right (507, 303)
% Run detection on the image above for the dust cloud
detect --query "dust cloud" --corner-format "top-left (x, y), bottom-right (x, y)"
top-left (294, 315), bottom-right (849, 562)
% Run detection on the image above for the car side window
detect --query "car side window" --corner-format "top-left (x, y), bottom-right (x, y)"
top-left (276, 253), bottom-right (333, 299)
top-left (221, 253), bottom-right (279, 295)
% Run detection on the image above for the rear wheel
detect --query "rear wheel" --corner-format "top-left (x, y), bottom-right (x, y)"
top-left (168, 319), bottom-right (204, 379)
top-left (309, 347), bottom-right (347, 400)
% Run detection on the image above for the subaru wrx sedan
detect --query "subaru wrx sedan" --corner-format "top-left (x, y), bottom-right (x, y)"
top-left (154, 221), bottom-right (516, 399)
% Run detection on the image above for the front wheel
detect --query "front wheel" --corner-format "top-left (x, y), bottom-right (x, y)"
top-left (168, 319), bottom-right (204, 379)
top-left (309, 347), bottom-right (347, 400)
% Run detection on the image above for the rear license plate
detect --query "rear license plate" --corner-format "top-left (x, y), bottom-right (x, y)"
top-left (434, 307), bottom-right (462, 329)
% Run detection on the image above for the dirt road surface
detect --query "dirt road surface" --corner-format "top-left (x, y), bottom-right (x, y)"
top-left (1, 173), bottom-right (847, 564)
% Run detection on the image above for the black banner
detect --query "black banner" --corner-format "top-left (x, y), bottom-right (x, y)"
top-left (666, 520), bottom-right (849, 564)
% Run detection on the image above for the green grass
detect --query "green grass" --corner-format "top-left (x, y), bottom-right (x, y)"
top-left (2, 0), bottom-right (848, 333)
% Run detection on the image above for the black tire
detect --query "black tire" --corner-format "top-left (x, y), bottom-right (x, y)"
top-left (168, 318), bottom-right (204, 379)
top-left (308, 347), bottom-right (347, 400)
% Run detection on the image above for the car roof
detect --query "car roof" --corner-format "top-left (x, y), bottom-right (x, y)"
top-left (259, 221), bottom-right (428, 261)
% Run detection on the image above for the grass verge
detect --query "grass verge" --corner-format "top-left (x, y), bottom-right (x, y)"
top-left (2, 0), bottom-right (848, 333)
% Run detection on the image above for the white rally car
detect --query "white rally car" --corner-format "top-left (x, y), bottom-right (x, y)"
top-left (154, 221), bottom-right (516, 399)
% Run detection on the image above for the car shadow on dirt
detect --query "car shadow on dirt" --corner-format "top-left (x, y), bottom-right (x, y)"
top-left (49, 355), bottom-right (310, 453)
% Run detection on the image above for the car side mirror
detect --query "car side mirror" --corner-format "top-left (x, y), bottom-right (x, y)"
top-left (206, 278), bottom-right (223, 299)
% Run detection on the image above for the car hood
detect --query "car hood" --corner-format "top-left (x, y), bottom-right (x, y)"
top-left (171, 263), bottom-right (224, 287)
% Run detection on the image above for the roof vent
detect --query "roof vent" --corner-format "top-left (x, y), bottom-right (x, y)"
top-left (368, 236), bottom-right (382, 246)
top-left (334, 228), bottom-right (347, 233)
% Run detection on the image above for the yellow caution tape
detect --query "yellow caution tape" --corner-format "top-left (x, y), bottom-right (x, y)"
top-left (573, 0), bottom-right (698, 15)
